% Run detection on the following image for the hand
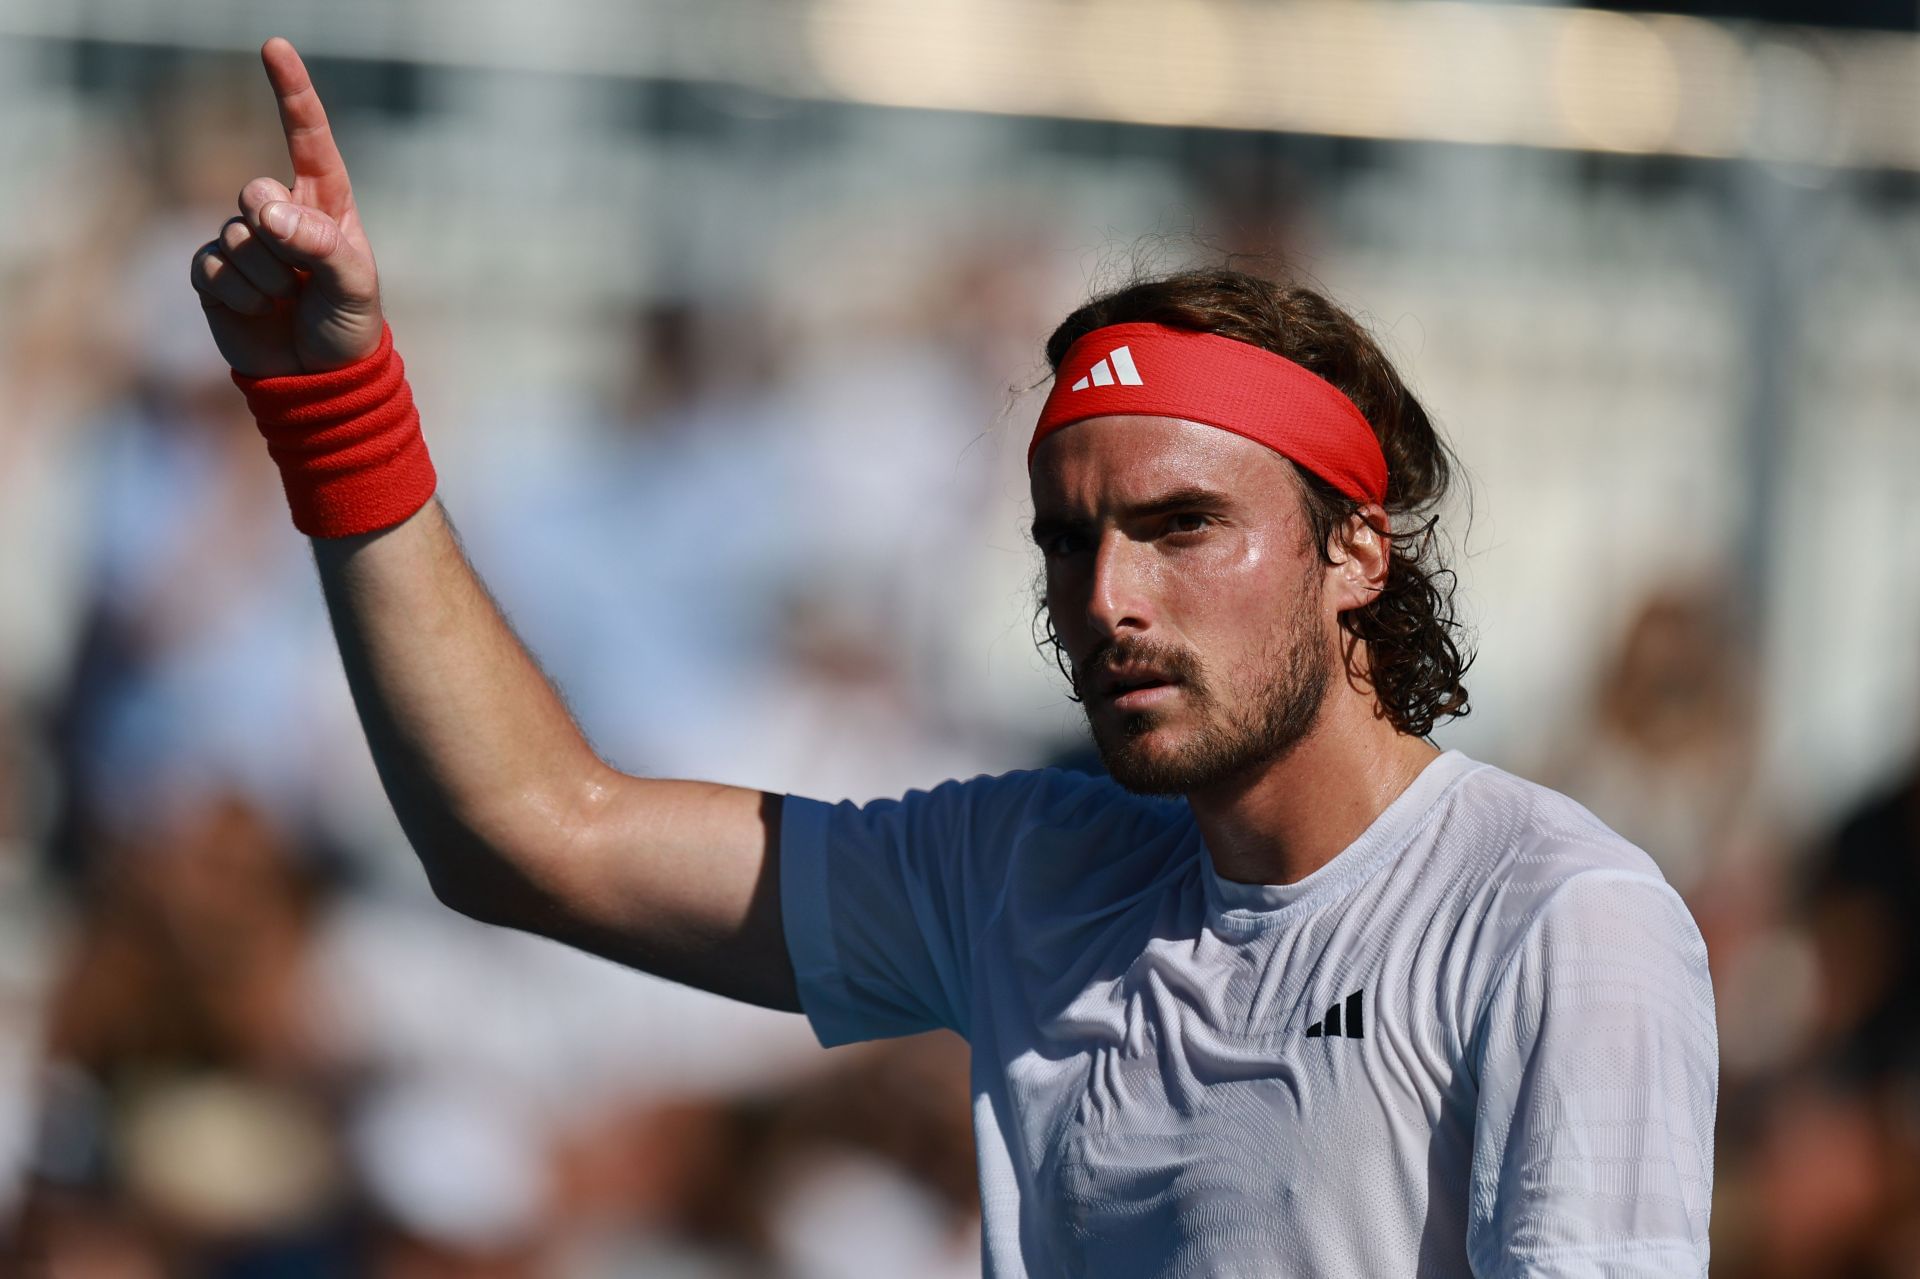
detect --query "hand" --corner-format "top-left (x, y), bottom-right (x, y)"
top-left (189, 36), bottom-right (383, 377)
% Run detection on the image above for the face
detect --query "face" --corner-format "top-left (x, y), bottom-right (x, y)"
top-left (1031, 415), bottom-right (1339, 796)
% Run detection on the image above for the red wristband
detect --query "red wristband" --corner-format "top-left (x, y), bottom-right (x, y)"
top-left (230, 322), bottom-right (438, 538)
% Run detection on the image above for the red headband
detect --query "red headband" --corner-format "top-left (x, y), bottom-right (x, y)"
top-left (1029, 322), bottom-right (1388, 506)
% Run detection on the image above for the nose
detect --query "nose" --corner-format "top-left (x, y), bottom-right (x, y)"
top-left (1085, 529), bottom-right (1154, 640)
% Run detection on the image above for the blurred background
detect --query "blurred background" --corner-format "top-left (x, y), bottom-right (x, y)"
top-left (2, 0), bottom-right (1919, 1274)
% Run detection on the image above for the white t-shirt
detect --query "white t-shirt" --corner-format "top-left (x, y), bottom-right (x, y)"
top-left (779, 749), bottom-right (1718, 1279)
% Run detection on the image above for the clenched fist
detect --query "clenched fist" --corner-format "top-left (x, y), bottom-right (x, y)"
top-left (189, 37), bottom-right (383, 377)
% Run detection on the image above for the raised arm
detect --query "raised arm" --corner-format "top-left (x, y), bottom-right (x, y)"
top-left (188, 37), bottom-right (798, 1012)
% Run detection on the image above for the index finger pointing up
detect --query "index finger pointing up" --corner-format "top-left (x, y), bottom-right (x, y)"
top-left (260, 36), bottom-right (353, 219)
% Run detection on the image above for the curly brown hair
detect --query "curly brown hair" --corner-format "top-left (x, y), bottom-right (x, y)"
top-left (1036, 266), bottom-right (1472, 739)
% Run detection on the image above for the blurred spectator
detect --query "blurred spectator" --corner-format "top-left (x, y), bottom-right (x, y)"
top-left (1545, 582), bottom-right (1775, 899)
top-left (1709, 746), bottom-right (1920, 1278)
top-left (43, 222), bottom-right (343, 881)
top-left (0, 704), bottom-right (61, 1225)
top-left (1803, 751), bottom-right (1920, 1085)
top-left (1714, 1076), bottom-right (1920, 1279)
top-left (456, 293), bottom-right (1010, 800)
top-left (759, 1034), bottom-right (979, 1279)
top-left (9, 791), bottom-right (356, 1274)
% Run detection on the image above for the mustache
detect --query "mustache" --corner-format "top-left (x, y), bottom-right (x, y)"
top-left (1071, 638), bottom-right (1205, 701)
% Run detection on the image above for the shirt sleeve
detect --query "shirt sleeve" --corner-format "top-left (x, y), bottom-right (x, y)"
top-left (1466, 869), bottom-right (1719, 1278)
top-left (780, 772), bottom-right (1054, 1048)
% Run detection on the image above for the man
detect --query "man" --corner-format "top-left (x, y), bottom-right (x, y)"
top-left (191, 37), bottom-right (1717, 1278)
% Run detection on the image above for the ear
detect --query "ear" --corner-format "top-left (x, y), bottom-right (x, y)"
top-left (1324, 504), bottom-right (1390, 615)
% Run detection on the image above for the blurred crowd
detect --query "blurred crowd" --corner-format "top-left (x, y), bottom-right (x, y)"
top-left (3, 37), bottom-right (1920, 1279)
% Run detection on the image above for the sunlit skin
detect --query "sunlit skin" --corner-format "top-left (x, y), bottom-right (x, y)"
top-left (1030, 414), bottom-right (1440, 887)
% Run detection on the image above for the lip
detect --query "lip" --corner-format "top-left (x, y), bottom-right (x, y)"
top-left (1109, 681), bottom-right (1180, 711)
top-left (1094, 662), bottom-right (1182, 708)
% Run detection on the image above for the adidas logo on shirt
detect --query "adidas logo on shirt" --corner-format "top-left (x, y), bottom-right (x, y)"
top-left (1070, 345), bottom-right (1143, 391)
top-left (1304, 990), bottom-right (1365, 1039)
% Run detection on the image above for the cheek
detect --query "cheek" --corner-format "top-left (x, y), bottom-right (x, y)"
top-left (1180, 537), bottom-right (1321, 663)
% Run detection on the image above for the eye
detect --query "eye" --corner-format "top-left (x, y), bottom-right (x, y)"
top-left (1039, 530), bottom-right (1088, 558)
top-left (1164, 512), bottom-right (1213, 537)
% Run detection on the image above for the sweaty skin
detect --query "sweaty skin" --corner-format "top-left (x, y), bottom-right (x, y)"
top-left (1030, 413), bottom-right (1439, 886)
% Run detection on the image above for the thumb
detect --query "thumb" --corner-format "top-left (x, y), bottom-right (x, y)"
top-left (256, 200), bottom-right (375, 304)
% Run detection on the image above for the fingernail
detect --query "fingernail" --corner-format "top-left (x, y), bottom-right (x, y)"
top-left (263, 203), bottom-right (299, 238)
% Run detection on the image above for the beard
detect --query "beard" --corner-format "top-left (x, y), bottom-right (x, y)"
top-left (1070, 581), bottom-right (1333, 797)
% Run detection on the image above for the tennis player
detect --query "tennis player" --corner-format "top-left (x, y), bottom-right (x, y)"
top-left (192, 37), bottom-right (1717, 1277)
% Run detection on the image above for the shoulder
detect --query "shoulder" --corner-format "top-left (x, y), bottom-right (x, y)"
top-left (952, 765), bottom-right (1193, 846)
top-left (828, 764), bottom-right (1174, 829)
top-left (1440, 757), bottom-right (1674, 898)
top-left (876, 767), bottom-right (1201, 918)
top-left (1434, 758), bottom-right (1705, 988)
top-left (798, 765), bottom-right (1191, 869)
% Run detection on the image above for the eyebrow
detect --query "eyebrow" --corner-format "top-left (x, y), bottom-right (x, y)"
top-left (1030, 485), bottom-right (1234, 543)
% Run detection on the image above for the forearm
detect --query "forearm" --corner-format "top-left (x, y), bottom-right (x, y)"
top-left (310, 494), bottom-right (604, 915)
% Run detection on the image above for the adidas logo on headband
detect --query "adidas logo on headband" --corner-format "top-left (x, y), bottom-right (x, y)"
top-left (1070, 344), bottom-right (1144, 391)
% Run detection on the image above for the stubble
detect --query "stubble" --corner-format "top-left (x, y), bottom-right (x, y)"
top-left (1073, 577), bottom-right (1333, 796)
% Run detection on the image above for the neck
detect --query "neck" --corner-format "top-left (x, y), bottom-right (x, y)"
top-left (1186, 682), bottom-right (1441, 887)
